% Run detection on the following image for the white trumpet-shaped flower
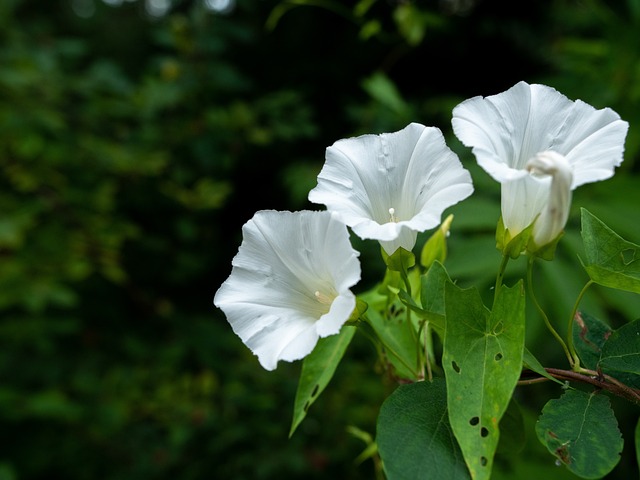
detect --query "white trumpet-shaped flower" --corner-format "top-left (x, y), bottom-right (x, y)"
top-left (308, 123), bottom-right (474, 255)
top-left (452, 81), bottom-right (628, 252)
top-left (214, 210), bottom-right (361, 371)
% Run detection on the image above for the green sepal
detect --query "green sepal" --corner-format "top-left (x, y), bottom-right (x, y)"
top-left (382, 246), bottom-right (416, 273)
top-left (496, 216), bottom-right (533, 259)
top-left (420, 214), bottom-right (453, 269)
top-left (527, 231), bottom-right (564, 261)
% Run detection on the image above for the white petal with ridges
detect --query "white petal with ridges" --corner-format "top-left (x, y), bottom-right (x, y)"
top-left (214, 210), bottom-right (361, 371)
top-left (309, 123), bottom-right (473, 255)
top-left (452, 81), bottom-right (628, 249)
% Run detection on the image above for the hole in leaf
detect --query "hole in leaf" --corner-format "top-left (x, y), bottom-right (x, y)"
top-left (494, 352), bottom-right (503, 361)
top-left (622, 248), bottom-right (636, 265)
top-left (303, 401), bottom-right (310, 412)
top-left (451, 361), bottom-right (461, 373)
top-left (481, 427), bottom-right (489, 437)
top-left (311, 384), bottom-right (319, 398)
top-left (469, 417), bottom-right (479, 426)
top-left (480, 457), bottom-right (487, 467)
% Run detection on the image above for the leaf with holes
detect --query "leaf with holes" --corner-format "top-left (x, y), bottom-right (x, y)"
top-left (376, 378), bottom-right (470, 480)
top-left (443, 281), bottom-right (525, 480)
top-left (580, 208), bottom-right (640, 293)
top-left (289, 325), bottom-right (355, 437)
top-left (536, 389), bottom-right (622, 478)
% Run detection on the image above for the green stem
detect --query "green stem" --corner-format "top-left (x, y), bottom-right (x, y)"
top-left (493, 254), bottom-right (509, 305)
top-left (397, 267), bottom-right (421, 373)
top-left (526, 256), bottom-right (574, 366)
top-left (566, 280), bottom-right (594, 371)
top-left (400, 268), bottom-right (412, 299)
top-left (417, 320), bottom-right (433, 381)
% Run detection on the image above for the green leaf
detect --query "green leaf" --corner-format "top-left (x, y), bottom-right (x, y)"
top-left (417, 260), bottom-right (451, 336)
top-left (580, 208), bottom-right (640, 293)
top-left (376, 378), bottom-right (470, 480)
top-left (535, 389), bottom-right (622, 478)
top-left (443, 281), bottom-right (526, 480)
top-left (395, 261), bottom-right (449, 335)
top-left (636, 417), bottom-right (640, 470)
top-left (572, 314), bottom-right (640, 389)
top-left (420, 214), bottom-right (453, 269)
top-left (495, 399), bottom-right (525, 455)
top-left (599, 318), bottom-right (640, 375)
top-left (492, 408), bottom-right (582, 480)
top-left (348, 298), bottom-right (369, 322)
top-left (361, 72), bottom-right (411, 117)
top-left (364, 306), bottom-right (420, 381)
top-left (289, 326), bottom-right (356, 437)
top-left (572, 311), bottom-right (612, 370)
top-left (523, 348), bottom-right (565, 385)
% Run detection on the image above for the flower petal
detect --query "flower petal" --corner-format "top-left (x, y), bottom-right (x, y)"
top-left (549, 100), bottom-right (628, 188)
top-left (309, 123), bottom-right (473, 254)
top-left (214, 210), bottom-right (361, 370)
top-left (501, 174), bottom-right (550, 237)
top-left (379, 228), bottom-right (418, 257)
top-left (452, 81), bottom-right (576, 182)
top-left (453, 81), bottom-right (628, 255)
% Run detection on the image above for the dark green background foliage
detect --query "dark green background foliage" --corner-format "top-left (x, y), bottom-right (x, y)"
top-left (1, 0), bottom-right (639, 478)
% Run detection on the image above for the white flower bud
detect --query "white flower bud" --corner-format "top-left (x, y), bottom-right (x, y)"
top-left (526, 151), bottom-right (573, 247)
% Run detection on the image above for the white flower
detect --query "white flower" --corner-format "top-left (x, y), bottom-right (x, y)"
top-left (213, 210), bottom-right (361, 371)
top-left (452, 81), bottom-right (628, 251)
top-left (308, 123), bottom-right (474, 255)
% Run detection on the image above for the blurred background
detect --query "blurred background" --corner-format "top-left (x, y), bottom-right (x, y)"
top-left (1, 0), bottom-right (640, 478)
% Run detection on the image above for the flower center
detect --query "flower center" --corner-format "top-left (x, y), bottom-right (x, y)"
top-left (388, 207), bottom-right (399, 223)
top-left (314, 290), bottom-right (334, 305)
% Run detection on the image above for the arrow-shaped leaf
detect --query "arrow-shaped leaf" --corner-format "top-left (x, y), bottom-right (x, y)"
top-left (377, 378), bottom-right (470, 480)
top-left (443, 281), bottom-right (525, 480)
top-left (599, 318), bottom-right (640, 375)
top-left (290, 326), bottom-right (355, 436)
top-left (581, 208), bottom-right (640, 293)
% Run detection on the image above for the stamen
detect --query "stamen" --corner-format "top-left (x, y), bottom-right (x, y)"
top-left (388, 207), bottom-right (398, 223)
top-left (314, 290), bottom-right (333, 305)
